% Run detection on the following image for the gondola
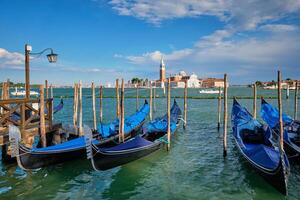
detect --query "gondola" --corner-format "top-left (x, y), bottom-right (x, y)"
top-left (85, 99), bottom-right (182, 171)
top-left (231, 98), bottom-right (289, 195)
top-left (9, 100), bottom-right (149, 170)
top-left (261, 98), bottom-right (300, 159)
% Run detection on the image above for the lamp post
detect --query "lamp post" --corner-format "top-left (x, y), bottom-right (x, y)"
top-left (25, 44), bottom-right (58, 99)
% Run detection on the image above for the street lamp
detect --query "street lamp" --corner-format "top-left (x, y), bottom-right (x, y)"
top-left (25, 44), bottom-right (58, 99)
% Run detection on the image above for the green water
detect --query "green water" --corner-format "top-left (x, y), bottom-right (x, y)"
top-left (0, 87), bottom-right (299, 200)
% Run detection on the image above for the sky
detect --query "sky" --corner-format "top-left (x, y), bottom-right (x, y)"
top-left (1, 0), bottom-right (300, 85)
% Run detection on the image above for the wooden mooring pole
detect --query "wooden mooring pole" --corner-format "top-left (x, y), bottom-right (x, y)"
top-left (277, 71), bottom-right (284, 152)
top-left (253, 83), bottom-right (257, 119)
top-left (167, 78), bottom-right (171, 151)
top-left (100, 85), bottom-right (103, 123)
top-left (39, 85), bottom-right (46, 147)
top-left (153, 86), bottom-right (156, 112)
top-left (183, 81), bottom-right (187, 129)
top-left (163, 82), bottom-right (166, 97)
top-left (50, 84), bottom-right (53, 98)
top-left (286, 84), bottom-right (289, 99)
top-left (136, 84), bottom-right (139, 112)
top-left (45, 80), bottom-right (49, 98)
top-left (79, 81), bottom-right (83, 136)
top-left (217, 87), bottom-right (221, 131)
top-left (149, 83), bottom-right (153, 121)
top-left (223, 74), bottom-right (228, 157)
top-left (295, 81), bottom-right (299, 120)
top-left (92, 82), bottom-right (97, 130)
top-left (73, 83), bottom-right (78, 133)
top-left (116, 79), bottom-right (120, 118)
top-left (121, 79), bottom-right (125, 142)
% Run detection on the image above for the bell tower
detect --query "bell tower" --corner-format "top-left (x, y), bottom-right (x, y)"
top-left (160, 57), bottom-right (166, 82)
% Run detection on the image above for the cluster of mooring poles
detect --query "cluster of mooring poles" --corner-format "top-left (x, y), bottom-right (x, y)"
top-left (220, 70), bottom-right (298, 157)
top-left (71, 78), bottom-right (188, 149)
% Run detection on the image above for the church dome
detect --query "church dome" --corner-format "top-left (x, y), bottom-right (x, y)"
top-left (179, 71), bottom-right (187, 76)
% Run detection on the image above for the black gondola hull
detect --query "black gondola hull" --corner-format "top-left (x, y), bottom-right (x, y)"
top-left (17, 122), bottom-right (144, 170)
top-left (92, 142), bottom-right (163, 171)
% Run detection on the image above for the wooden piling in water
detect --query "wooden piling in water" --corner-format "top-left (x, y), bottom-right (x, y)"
top-left (286, 85), bottom-right (289, 99)
top-left (153, 86), bottom-right (156, 112)
top-left (39, 85), bottom-right (46, 147)
top-left (116, 79), bottom-right (120, 118)
top-left (183, 81), bottom-right (187, 129)
top-left (100, 85), bottom-right (103, 123)
top-left (92, 82), bottom-right (97, 130)
top-left (223, 74), bottom-right (228, 157)
top-left (167, 78), bottom-right (171, 151)
top-left (253, 83), bottom-right (257, 119)
top-left (295, 81), bottom-right (298, 120)
top-left (79, 81), bottom-right (83, 136)
top-left (277, 71), bottom-right (284, 152)
top-left (45, 80), bottom-right (49, 98)
top-left (217, 87), bottom-right (221, 131)
top-left (150, 83), bottom-right (153, 120)
top-left (136, 84), bottom-right (139, 112)
top-left (121, 79), bottom-right (125, 142)
top-left (163, 82), bottom-right (166, 97)
top-left (73, 83), bottom-right (78, 133)
top-left (50, 84), bottom-right (53, 98)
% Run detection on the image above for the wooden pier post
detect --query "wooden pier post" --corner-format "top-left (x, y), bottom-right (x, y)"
top-left (217, 87), bottom-right (222, 131)
top-left (253, 83), bottom-right (257, 119)
top-left (116, 79), bottom-right (120, 118)
top-left (100, 85), bottom-right (103, 123)
top-left (149, 83), bottom-right (153, 120)
top-left (121, 79), bottom-right (125, 142)
top-left (39, 85), bottom-right (46, 147)
top-left (153, 86), bottom-right (156, 112)
top-left (163, 82), bottom-right (166, 97)
top-left (92, 82), bottom-right (97, 130)
top-left (136, 84), bottom-right (139, 111)
top-left (73, 83), bottom-right (78, 133)
top-left (45, 80), bottom-right (49, 98)
top-left (286, 84), bottom-right (289, 99)
top-left (223, 74), bottom-right (228, 157)
top-left (50, 84), bottom-right (53, 98)
top-left (6, 79), bottom-right (10, 99)
top-left (277, 71), bottom-right (284, 152)
top-left (167, 78), bottom-right (171, 151)
top-left (183, 81), bottom-right (187, 129)
top-left (294, 81), bottom-right (298, 120)
top-left (79, 81), bottom-right (83, 136)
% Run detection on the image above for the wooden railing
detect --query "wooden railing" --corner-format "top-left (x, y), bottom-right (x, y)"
top-left (0, 98), bottom-right (53, 139)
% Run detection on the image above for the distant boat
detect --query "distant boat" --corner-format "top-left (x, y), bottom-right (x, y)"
top-left (199, 89), bottom-right (222, 94)
top-left (11, 87), bottom-right (39, 96)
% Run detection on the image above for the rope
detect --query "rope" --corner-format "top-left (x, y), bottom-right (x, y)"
top-left (178, 117), bottom-right (186, 124)
top-left (158, 137), bottom-right (169, 144)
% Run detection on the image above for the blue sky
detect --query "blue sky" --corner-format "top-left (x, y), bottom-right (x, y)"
top-left (1, 0), bottom-right (300, 85)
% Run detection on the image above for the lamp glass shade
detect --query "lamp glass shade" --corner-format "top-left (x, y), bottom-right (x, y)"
top-left (47, 53), bottom-right (58, 63)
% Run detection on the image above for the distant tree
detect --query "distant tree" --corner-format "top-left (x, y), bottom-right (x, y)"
top-left (255, 81), bottom-right (263, 87)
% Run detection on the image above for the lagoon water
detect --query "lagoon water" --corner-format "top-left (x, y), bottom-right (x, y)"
top-left (0, 87), bottom-right (299, 200)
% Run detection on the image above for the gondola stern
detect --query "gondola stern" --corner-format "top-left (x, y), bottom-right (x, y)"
top-left (83, 125), bottom-right (96, 165)
top-left (8, 125), bottom-right (28, 171)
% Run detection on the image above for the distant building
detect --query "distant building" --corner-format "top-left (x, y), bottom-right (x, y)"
top-left (202, 78), bottom-right (227, 88)
top-left (261, 80), bottom-right (299, 89)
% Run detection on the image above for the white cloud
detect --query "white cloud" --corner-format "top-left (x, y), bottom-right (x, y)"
top-left (259, 24), bottom-right (298, 32)
top-left (116, 27), bottom-right (300, 82)
top-left (0, 48), bottom-right (24, 68)
top-left (108, 0), bottom-right (300, 30)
